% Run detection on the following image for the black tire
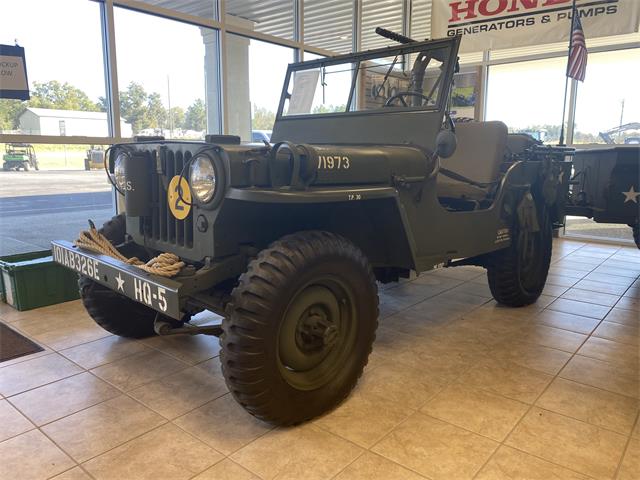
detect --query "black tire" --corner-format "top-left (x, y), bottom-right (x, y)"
top-left (79, 214), bottom-right (172, 338)
top-left (220, 231), bottom-right (378, 425)
top-left (487, 204), bottom-right (552, 307)
top-left (631, 222), bottom-right (640, 250)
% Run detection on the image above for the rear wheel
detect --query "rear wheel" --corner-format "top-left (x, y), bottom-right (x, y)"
top-left (79, 214), bottom-right (180, 338)
top-left (220, 231), bottom-right (378, 425)
top-left (487, 202), bottom-right (552, 307)
top-left (631, 222), bottom-right (640, 250)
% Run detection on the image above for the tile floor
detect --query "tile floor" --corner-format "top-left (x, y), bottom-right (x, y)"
top-left (0, 238), bottom-right (638, 480)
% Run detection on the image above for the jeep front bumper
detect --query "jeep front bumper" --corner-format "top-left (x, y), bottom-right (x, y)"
top-left (52, 240), bottom-right (183, 319)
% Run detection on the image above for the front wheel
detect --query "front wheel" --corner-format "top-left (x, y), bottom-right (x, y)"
top-left (79, 214), bottom-right (181, 338)
top-left (487, 203), bottom-right (552, 307)
top-left (220, 231), bottom-right (379, 425)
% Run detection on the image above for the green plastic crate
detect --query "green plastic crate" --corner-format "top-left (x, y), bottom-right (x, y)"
top-left (0, 250), bottom-right (80, 311)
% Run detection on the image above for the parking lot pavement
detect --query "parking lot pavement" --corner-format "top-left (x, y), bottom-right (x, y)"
top-left (0, 170), bottom-right (110, 198)
top-left (0, 171), bottom-right (114, 256)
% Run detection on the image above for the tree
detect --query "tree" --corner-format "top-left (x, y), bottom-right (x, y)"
top-left (252, 106), bottom-right (275, 130)
top-left (119, 82), bottom-right (151, 133)
top-left (312, 104), bottom-right (346, 114)
top-left (167, 106), bottom-right (185, 130)
top-left (185, 99), bottom-right (206, 131)
top-left (29, 81), bottom-right (101, 112)
top-left (0, 100), bottom-right (24, 131)
top-left (146, 92), bottom-right (167, 129)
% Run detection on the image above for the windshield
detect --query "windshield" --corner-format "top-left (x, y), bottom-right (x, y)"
top-left (279, 41), bottom-right (453, 117)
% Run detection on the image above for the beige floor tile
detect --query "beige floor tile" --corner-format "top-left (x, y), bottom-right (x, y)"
top-left (542, 283), bottom-right (570, 297)
top-left (82, 423), bottom-right (222, 480)
top-left (593, 321), bottom-right (639, 346)
top-left (142, 334), bottom-right (221, 365)
top-left (560, 355), bottom-right (639, 399)
top-left (506, 407), bottom-right (627, 479)
top-left (616, 295), bottom-right (640, 312)
top-left (519, 324), bottom-right (587, 353)
top-left (578, 336), bottom-right (639, 369)
top-left (33, 322), bottom-right (111, 351)
top-left (549, 266), bottom-right (588, 279)
top-left (584, 272), bottom-right (635, 287)
top-left (50, 467), bottom-right (92, 480)
top-left (8, 301), bottom-right (89, 333)
top-left (90, 349), bottom-right (188, 391)
top-left (475, 445), bottom-right (590, 480)
top-left (334, 451), bottom-right (425, 480)
top-left (0, 399), bottom-right (33, 442)
top-left (457, 358), bottom-right (553, 404)
top-left (372, 412), bottom-right (498, 480)
top-left (9, 372), bottom-right (120, 426)
top-left (0, 429), bottom-right (75, 480)
top-left (535, 309), bottom-right (601, 334)
top-left (0, 353), bottom-right (83, 397)
top-left (390, 337), bottom-right (486, 379)
top-left (192, 459), bottom-right (259, 480)
top-left (605, 308), bottom-right (640, 326)
top-left (174, 394), bottom-right (272, 455)
top-left (546, 274), bottom-right (578, 288)
top-left (618, 435), bottom-right (640, 480)
top-left (315, 390), bottom-right (410, 448)
top-left (537, 378), bottom-right (640, 434)
top-left (231, 423), bottom-right (363, 480)
top-left (634, 418), bottom-right (640, 437)
top-left (574, 279), bottom-right (629, 296)
top-left (129, 365), bottom-right (228, 419)
top-left (356, 362), bottom-right (448, 410)
top-left (60, 336), bottom-right (149, 369)
top-left (561, 288), bottom-right (620, 307)
top-left (41, 395), bottom-right (166, 462)
top-left (489, 340), bottom-right (572, 375)
top-left (547, 298), bottom-right (611, 320)
top-left (421, 383), bottom-right (528, 441)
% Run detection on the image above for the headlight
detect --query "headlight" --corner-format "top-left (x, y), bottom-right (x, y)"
top-left (114, 152), bottom-right (127, 191)
top-left (189, 155), bottom-right (216, 203)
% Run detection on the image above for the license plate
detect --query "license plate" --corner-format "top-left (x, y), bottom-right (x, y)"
top-left (51, 240), bottom-right (182, 319)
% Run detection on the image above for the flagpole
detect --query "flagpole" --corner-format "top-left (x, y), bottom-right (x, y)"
top-left (559, 0), bottom-right (577, 146)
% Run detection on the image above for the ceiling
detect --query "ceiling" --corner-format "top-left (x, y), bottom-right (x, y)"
top-left (128, 0), bottom-right (432, 54)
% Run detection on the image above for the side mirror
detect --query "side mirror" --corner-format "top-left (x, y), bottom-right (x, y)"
top-left (435, 130), bottom-right (457, 159)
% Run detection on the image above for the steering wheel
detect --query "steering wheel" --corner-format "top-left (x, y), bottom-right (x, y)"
top-left (384, 91), bottom-right (432, 107)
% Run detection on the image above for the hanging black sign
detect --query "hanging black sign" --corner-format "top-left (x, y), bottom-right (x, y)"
top-left (0, 44), bottom-right (30, 100)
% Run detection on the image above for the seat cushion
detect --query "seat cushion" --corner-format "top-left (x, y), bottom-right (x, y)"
top-left (437, 121), bottom-right (508, 199)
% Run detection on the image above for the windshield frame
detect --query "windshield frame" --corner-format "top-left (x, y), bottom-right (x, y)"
top-left (276, 36), bottom-right (461, 120)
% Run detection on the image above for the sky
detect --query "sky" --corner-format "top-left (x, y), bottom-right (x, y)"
top-left (1, 0), bottom-right (638, 135)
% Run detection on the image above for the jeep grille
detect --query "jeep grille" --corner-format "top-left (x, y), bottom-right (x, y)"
top-left (139, 148), bottom-right (194, 249)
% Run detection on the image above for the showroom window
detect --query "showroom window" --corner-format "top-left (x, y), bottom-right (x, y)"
top-left (0, 143), bottom-right (115, 256)
top-left (486, 57), bottom-right (567, 144)
top-left (573, 48), bottom-right (640, 145)
top-left (225, 34), bottom-right (295, 142)
top-left (0, 0), bottom-right (108, 137)
top-left (114, 7), bottom-right (216, 139)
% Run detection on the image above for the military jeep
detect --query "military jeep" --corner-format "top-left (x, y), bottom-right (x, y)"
top-left (53, 32), bottom-right (572, 425)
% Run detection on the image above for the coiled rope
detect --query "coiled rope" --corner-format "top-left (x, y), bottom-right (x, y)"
top-left (75, 220), bottom-right (185, 278)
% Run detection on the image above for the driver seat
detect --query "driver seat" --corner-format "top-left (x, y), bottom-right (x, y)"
top-left (436, 121), bottom-right (508, 201)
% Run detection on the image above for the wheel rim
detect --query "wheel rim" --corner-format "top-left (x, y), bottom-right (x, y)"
top-left (277, 276), bottom-right (356, 391)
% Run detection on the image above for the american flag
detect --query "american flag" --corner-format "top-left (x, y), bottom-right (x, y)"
top-left (566, 8), bottom-right (587, 81)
